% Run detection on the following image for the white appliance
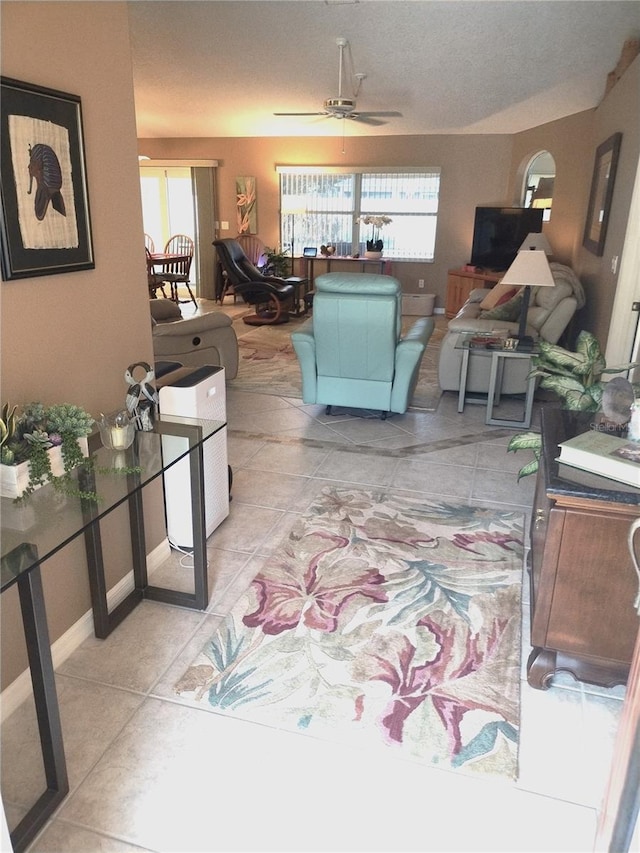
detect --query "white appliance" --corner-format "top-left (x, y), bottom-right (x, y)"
top-left (158, 365), bottom-right (229, 550)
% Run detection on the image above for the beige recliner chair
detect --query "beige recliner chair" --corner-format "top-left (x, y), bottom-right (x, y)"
top-left (150, 300), bottom-right (239, 379)
top-left (437, 263), bottom-right (584, 394)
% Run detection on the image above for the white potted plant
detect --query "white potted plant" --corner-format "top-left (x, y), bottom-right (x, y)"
top-left (358, 215), bottom-right (392, 258)
top-left (0, 401), bottom-right (95, 500)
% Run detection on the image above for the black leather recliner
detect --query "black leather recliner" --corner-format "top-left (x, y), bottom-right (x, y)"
top-left (213, 238), bottom-right (301, 326)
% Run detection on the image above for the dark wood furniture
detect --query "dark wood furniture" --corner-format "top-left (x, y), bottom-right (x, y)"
top-left (445, 267), bottom-right (502, 318)
top-left (303, 255), bottom-right (392, 288)
top-left (528, 408), bottom-right (640, 689)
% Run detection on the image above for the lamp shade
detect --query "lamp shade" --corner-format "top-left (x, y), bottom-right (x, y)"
top-left (501, 249), bottom-right (555, 288)
top-left (519, 232), bottom-right (553, 255)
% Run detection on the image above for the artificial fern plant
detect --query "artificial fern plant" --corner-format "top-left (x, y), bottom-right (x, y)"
top-left (508, 331), bottom-right (640, 479)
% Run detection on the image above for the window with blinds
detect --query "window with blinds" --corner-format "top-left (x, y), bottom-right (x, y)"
top-left (277, 168), bottom-right (441, 261)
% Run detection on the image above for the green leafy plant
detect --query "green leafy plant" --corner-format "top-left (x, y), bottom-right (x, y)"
top-left (263, 246), bottom-right (291, 278)
top-left (508, 331), bottom-right (640, 479)
top-left (1, 401), bottom-right (96, 500)
top-left (0, 403), bottom-right (18, 464)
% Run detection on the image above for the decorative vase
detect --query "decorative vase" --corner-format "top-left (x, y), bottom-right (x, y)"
top-left (0, 437), bottom-right (89, 499)
top-left (364, 250), bottom-right (383, 259)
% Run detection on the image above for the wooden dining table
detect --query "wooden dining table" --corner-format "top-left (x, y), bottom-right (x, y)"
top-left (146, 252), bottom-right (192, 302)
top-left (147, 252), bottom-right (190, 272)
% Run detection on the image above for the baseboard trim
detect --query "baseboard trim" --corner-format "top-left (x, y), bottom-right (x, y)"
top-left (0, 539), bottom-right (171, 722)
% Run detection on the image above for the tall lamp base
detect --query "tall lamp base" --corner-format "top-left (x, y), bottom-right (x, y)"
top-left (516, 285), bottom-right (534, 350)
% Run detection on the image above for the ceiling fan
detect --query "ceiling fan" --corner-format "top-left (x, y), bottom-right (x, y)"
top-left (274, 37), bottom-right (402, 126)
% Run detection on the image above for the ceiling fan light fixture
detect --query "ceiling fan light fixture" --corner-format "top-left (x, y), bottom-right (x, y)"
top-left (324, 97), bottom-right (356, 114)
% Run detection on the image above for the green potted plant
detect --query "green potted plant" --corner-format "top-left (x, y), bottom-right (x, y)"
top-left (508, 331), bottom-right (640, 478)
top-left (0, 401), bottom-right (95, 500)
top-left (263, 246), bottom-right (291, 278)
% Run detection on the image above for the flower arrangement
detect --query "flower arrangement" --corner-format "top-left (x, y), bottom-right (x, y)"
top-left (358, 215), bottom-right (392, 252)
top-left (1, 401), bottom-right (95, 499)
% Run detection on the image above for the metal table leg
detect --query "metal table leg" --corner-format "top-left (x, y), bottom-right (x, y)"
top-left (7, 548), bottom-right (69, 853)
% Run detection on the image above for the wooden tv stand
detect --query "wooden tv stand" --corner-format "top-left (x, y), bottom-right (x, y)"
top-left (528, 408), bottom-right (640, 690)
top-left (445, 267), bottom-right (502, 318)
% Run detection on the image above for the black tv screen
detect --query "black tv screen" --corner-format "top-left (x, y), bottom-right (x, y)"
top-left (470, 207), bottom-right (544, 271)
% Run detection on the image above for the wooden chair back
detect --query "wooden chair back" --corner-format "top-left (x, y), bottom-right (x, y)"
top-left (236, 234), bottom-right (267, 268)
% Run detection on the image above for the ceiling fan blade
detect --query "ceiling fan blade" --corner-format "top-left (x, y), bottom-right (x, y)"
top-left (355, 111), bottom-right (403, 118)
top-left (273, 111), bottom-right (328, 117)
top-left (348, 114), bottom-right (387, 126)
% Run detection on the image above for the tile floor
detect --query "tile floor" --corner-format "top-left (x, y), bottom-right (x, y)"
top-left (1, 304), bottom-right (628, 852)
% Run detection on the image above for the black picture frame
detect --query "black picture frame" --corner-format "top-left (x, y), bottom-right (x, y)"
top-left (582, 132), bottom-right (622, 257)
top-left (0, 77), bottom-right (94, 280)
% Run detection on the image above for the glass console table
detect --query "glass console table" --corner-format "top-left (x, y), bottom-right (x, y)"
top-left (1, 414), bottom-right (225, 852)
top-left (455, 332), bottom-right (539, 429)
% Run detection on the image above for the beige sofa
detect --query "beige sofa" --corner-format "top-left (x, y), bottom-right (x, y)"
top-left (150, 300), bottom-right (239, 379)
top-left (437, 263), bottom-right (584, 395)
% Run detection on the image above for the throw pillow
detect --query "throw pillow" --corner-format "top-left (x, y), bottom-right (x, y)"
top-left (493, 287), bottom-right (519, 307)
top-left (478, 281), bottom-right (511, 310)
top-left (479, 290), bottom-right (524, 321)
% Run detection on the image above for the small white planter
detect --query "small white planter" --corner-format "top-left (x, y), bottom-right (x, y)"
top-left (0, 436), bottom-right (89, 499)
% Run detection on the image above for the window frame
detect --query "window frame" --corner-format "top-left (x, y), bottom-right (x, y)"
top-left (276, 166), bottom-right (440, 262)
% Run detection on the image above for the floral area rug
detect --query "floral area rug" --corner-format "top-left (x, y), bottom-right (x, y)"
top-left (227, 311), bottom-right (447, 411)
top-left (174, 487), bottom-right (524, 781)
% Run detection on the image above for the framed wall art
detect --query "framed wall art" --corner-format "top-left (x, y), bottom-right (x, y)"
top-left (0, 77), bottom-right (94, 280)
top-left (582, 132), bottom-right (622, 257)
top-left (235, 176), bottom-right (257, 234)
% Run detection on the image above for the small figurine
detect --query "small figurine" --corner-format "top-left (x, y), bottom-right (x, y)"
top-left (124, 361), bottom-right (158, 431)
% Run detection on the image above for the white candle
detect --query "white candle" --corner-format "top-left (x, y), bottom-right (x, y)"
top-left (109, 425), bottom-right (129, 450)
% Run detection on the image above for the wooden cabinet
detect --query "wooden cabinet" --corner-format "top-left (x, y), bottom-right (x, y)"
top-left (445, 267), bottom-right (502, 318)
top-left (528, 408), bottom-right (640, 689)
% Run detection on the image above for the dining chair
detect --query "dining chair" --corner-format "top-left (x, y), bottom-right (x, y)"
top-left (144, 233), bottom-right (155, 253)
top-left (146, 247), bottom-right (168, 299)
top-left (161, 234), bottom-right (197, 307)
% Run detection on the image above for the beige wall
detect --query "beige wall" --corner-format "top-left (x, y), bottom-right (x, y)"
top-left (137, 134), bottom-right (514, 311)
top-left (574, 56), bottom-right (640, 348)
top-left (1, 2), bottom-right (154, 686)
top-left (509, 56), bottom-right (640, 348)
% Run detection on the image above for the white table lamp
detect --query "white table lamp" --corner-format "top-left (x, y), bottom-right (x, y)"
top-left (501, 248), bottom-right (555, 350)
top-left (519, 232), bottom-right (553, 255)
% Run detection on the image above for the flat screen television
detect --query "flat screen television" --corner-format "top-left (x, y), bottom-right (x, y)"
top-left (470, 207), bottom-right (544, 271)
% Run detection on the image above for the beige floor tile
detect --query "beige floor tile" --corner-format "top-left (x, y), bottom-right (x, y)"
top-left (314, 447), bottom-right (401, 486)
top-left (472, 465), bottom-right (536, 507)
top-left (56, 602), bottom-right (205, 692)
top-left (517, 680), bottom-right (622, 808)
top-left (391, 458), bottom-right (474, 499)
top-left (56, 697), bottom-right (598, 853)
top-left (230, 468), bottom-right (311, 510)
top-left (30, 822), bottom-right (152, 853)
top-left (207, 501), bottom-right (285, 552)
top-left (233, 440), bottom-right (330, 476)
top-left (2, 676), bottom-right (144, 810)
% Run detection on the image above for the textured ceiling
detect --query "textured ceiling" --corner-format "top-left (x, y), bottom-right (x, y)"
top-left (128, 0), bottom-right (640, 138)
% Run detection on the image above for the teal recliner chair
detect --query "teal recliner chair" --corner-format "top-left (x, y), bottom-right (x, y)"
top-left (291, 273), bottom-right (434, 418)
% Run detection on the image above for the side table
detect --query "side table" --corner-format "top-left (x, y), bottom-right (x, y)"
top-left (455, 333), bottom-right (538, 428)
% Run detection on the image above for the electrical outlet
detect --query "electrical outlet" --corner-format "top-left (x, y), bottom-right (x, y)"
top-left (418, 279), bottom-right (425, 288)
top-left (611, 255), bottom-right (618, 274)
top-left (221, 221), bottom-right (230, 231)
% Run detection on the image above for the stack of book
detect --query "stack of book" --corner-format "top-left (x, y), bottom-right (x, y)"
top-left (557, 429), bottom-right (640, 488)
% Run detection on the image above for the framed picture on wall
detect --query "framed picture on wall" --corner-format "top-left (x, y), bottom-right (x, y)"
top-left (582, 132), bottom-right (622, 257)
top-left (0, 77), bottom-right (94, 280)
